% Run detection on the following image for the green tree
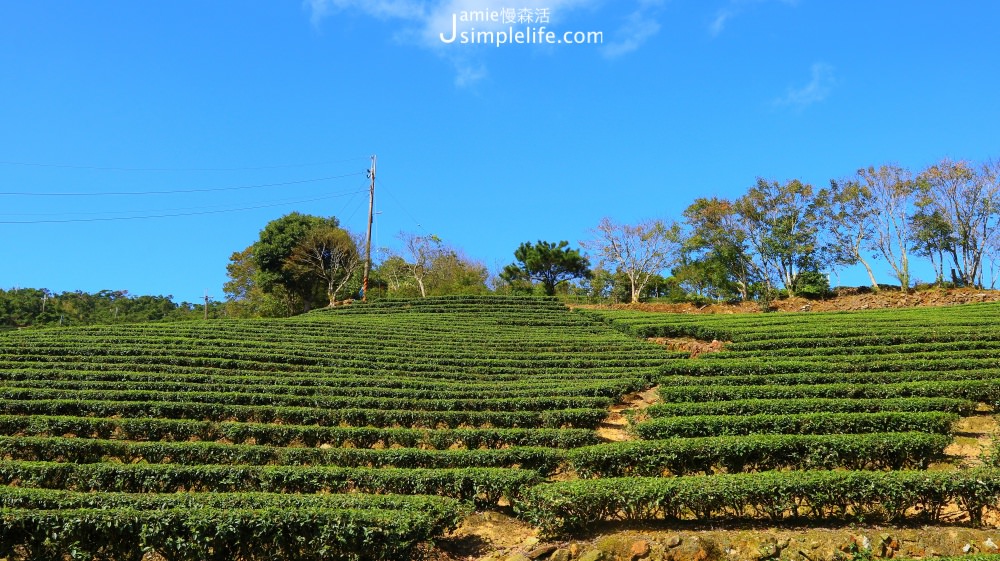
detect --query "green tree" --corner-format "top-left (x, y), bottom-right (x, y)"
top-left (734, 178), bottom-right (824, 295)
top-left (679, 197), bottom-right (759, 301)
top-left (224, 247), bottom-right (298, 317)
top-left (424, 250), bottom-right (489, 296)
top-left (252, 212), bottom-right (340, 313)
top-left (500, 240), bottom-right (591, 296)
top-left (909, 206), bottom-right (953, 285)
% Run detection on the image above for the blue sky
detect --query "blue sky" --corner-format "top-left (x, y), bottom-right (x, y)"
top-left (2, 1), bottom-right (999, 301)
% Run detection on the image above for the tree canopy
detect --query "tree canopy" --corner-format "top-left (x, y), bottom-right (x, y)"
top-left (225, 212), bottom-right (361, 316)
top-left (500, 240), bottom-right (591, 296)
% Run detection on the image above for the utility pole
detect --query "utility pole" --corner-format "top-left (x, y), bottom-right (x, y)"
top-left (362, 154), bottom-right (376, 302)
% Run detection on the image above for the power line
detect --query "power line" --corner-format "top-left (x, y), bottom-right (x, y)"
top-left (0, 156), bottom-right (371, 172)
top-left (0, 172), bottom-right (366, 197)
top-left (0, 187), bottom-right (370, 218)
top-left (376, 177), bottom-right (425, 232)
top-left (0, 190), bottom-right (368, 224)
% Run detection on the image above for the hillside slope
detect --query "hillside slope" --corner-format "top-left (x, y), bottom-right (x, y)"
top-left (0, 296), bottom-right (677, 560)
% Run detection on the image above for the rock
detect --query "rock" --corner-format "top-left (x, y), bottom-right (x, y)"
top-left (551, 549), bottom-right (571, 561)
top-left (569, 544), bottom-right (582, 558)
top-left (859, 536), bottom-right (871, 551)
top-left (506, 554), bottom-right (532, 561)
top-left (522, 537), bottom-right (540, 549)
top-left (963, 543), bottom-right (975, 554)
top-left (630, 540), bottom-right (651, 559)
top-left (528, 545), bottom-right (557, 559)
top-left (665, 536), bottom-right (682, 549)
top-left (986, 538), bottom-right (999, 551)
top-left (578, 551), bottom-right (603, 561)
top-left (776, 538), bottom-right (790, 550)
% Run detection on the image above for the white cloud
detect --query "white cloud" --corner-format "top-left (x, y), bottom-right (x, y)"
top-left (602, 1), bottom-right (665, 59)
top-left (774, 62), bottom-right (836, 108)
top-left (709, 0), bottom-right (797, 37)
top-left (709, 9), bottom-right (733, 36)
top-left (306, 0), bottom-right (663, 84)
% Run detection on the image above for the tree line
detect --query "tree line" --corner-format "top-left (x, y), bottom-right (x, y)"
top-left (673, 157), bottom-right (1000, 303)
top-left (9, 156), bottom-right (996, 326)
top-left (221, 157), bottom-right (1000, 316)
top-left (0, 288), bottom-right (221, 329)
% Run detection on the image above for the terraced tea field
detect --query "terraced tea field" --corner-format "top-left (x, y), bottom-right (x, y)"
top-left (0, 296), bottom-right (678, 560)
top-left (530, 303), bottom-right (1000, 536)
top-left (4, 296), bottom-right (1000, 560)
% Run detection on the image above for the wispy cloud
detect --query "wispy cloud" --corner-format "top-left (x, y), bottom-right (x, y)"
top-left (708, 9), bottom-right (734, 37)
top-left (306, 0), bottom-right (663, 85)
top-left (602, 0), bottom-right (665, 59)
top-left (774, 62), bottom-right (836, 108)
top-left (709, 0), bottom-right (797, 37)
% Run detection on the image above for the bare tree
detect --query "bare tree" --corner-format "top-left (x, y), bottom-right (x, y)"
top-left (398, 232), bottom-right (443, 298)
top-left (918, 158), bottom-right (1000, 287)
top-left (858, 164), bottom-right (916, 290)
top-left (583, 217), bottom-right (681, 303)
top-left (820, 179), bottom-right (880, 290)
top-left (284, 227), bottom-right (362, 307)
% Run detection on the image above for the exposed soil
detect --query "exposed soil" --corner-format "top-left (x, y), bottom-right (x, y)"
top-left (647, 337), bottom-right (726, 358)
top-left (464, 525), bottom-right (1000, 561)
top-left (595, 387), bottom-right (662, 442)
top-left (577, 287), bottom-right (1000, 315)
top-left (941, 412), bottom-right (998, 468)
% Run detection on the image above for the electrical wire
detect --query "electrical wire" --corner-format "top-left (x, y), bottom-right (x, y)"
top-left (376, 177), bottom-right (425, 232)
top-left (0, 156), bottom-right (370, 172)
top-left (0, 190), bottom-right (368, 224)
top-left (0, 172), bottom-right (366, 197)
top-left (0, 187), bottom-right (370, 218)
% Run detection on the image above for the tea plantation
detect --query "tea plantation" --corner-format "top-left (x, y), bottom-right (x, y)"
top-left (3, 296), bottom-right (1000, 559)
top-left (0, 296), bottom-right (676, 560)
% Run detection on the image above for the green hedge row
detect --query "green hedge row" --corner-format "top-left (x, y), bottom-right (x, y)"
top-left (655, 379), bottom-right (1000, 405)
top-left (634, 411), bottom-right (957, 439)
top-left (645, 397), bottom-right (976, 418)
top-left (0, 507), bottom-right (438, 561)
top-left (666, 368), bottom-right (1000, 389)
top-left (0, 365), bottom-right (648, 396)
top-left (0, 398), bottom-right (608, 429)
top-left (0, 487), bottom-right (467, 536)
top-left (662, 356), bottom-right (1000, 375)
top-left (568, 432), bottom-right (950, 477)
top-left (0, 436), bottom-right (564, 474)
top-left (0, 386), bottom-right (614, 414)
top-left (518, 468), bottom-right (1000, 536)
top-left (0, 414), bottom-right (600, 449)
top-left (0, 372), bottom-right (649, 400)
top-left (0, 460), bottom-right (539, 505)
